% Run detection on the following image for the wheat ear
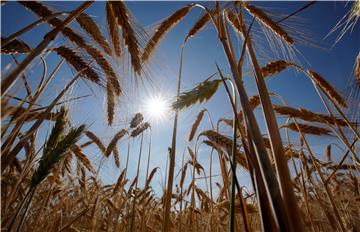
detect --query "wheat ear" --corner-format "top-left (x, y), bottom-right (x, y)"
top-left (188, 109), bottom-right (206, 142)
top-left (142, 4), bottom-right (193, 63)
top-left (244, 3), bottom-right (294, 45)
top-left (106, 2), bottom-right (121, 57)
top-left (55, 46), bottom-right (100, 84)
top-left (307, 70), bottom-right (347, 108)
top-left (109, 2), bottom-right (141, 74)
top-left (76, 12), bottom-right (112, 55)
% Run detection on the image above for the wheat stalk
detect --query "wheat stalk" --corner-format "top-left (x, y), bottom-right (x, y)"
top-left (131, 122), bottom-right (150, 137)
top-left (142, 4), bottom-right (194, 63)
top-left (84, 131), bottom-right (106, 154)
top-left (1, 37), bottom-right (31, 54)
top-left (144, 167), bottom-right (158, 189)
top-left (62, 151), bottom-right (73, 175)
top-left (55, 46), bottom-right (100, 84)
top-left (188, 160), bottom-right (204, 176)
top-left (179, 163), bottom-right (188, 189)
top-left (31, 124), bottom-right (85, 187)
top-left (282, 122), bottom-right (332, 136)
top-left (106, 82), bottom-right (115, 126)
top-left (244, 3), bottom-right (294, 45)
top-left (307, 70), bottom-right (347, 108)
top-left (225, 10), bottom-right (244, 36)
top-left (188, 109), bottom-right (206, 142)
top-left (105, 129), bottom-right (127, 157)
top-left (113, 147), bottom-right (120, 167)
top-left (18, 1), bottom-right (120, 126)
top-left (355, 52), bottom-right (360, 87)
top-left (172, 79), bottom-right (222, 110)
top-left (2, 1), bottom-right (92, 95)
top-left (20, 2), bottom-right (120, 95)
top-left (71, 145), bottom-right (95, 174)
top-left (130, 113), bottom-right (144, 128)
top-left (84, 44), bottom-right (121, 95)
top-left (76, 13), bottom-right (112, 55)
top-left (186, 12), bottom-right (211, 41)
top-left (106, 2), bottom-right (121, 57)
top-left (8, 106), bottom-right (60, 123)
top-left (19, 2), bottom-right (87, 49)
top-left (19, 1), bottom-right (61, 26)
top-left (274, 105), bottom-right (350, 127)
top-left (113, 169), bottom-right (127, 194)
top-left (109, 2), bottom-right (141, 74)
top-left (200, 130), bottom-right (233, 148)
top-left (261, 60), bottom-right (298, 77)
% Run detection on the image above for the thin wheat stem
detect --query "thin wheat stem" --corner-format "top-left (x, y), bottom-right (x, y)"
top-left (15, 186), bottom-right (37, 232)
top-left (145, 128), bottom-right (152, 182)
top-left (129, 132), bottom-right (145, 232)
top-left (163, 42), bottom-right (184, 232)
top-left (7, 187), bottom-right (33, 231)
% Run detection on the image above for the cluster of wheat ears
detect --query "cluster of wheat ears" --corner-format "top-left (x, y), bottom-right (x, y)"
top-left (1, 1), bottom-right (359, 232)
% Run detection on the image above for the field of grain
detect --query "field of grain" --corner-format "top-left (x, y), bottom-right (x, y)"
top-left (1, 1), bottom-right (359, 232)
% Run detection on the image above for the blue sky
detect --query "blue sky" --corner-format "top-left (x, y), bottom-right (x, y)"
top-left (2, 1), bottom-right (359, 195)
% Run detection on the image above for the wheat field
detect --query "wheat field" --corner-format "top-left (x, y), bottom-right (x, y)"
top-left (1, 1), bottom-right (359, 232)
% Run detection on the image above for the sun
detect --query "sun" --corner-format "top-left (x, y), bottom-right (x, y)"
top-left (144, 95), bottom-right (170, 121)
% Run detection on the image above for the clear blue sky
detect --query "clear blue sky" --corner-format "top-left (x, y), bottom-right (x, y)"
top-left (2, 1), bottom-right (359, 195)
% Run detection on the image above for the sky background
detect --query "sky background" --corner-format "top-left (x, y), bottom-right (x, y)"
top-left (1, 1), bottom-right (359, 196)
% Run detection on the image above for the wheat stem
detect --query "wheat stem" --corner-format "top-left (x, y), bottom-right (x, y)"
top-left (163, 42), bottom-right (184, 232)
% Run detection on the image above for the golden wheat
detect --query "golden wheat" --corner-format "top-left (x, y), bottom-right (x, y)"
top-left (188, 109), bottom-right (206, 142)
top-left (76, 13), bottom-right (112, 55)
top-left (283, 122), bottom-right (332, 136)
top-left (142, 4), bottom-right (193, 63)
top-left (307, 70), bottom-right (347, 108)
top-left (109, 2), bottom-right (141, 74)
top-left (106, 2), bottom-right (122, 57)
top-left (244, 3), bottom-right (294, 45)
top-left (55, 46), bottom-right (100, 84)
top-left (105, 129), bottom-right (127, 157)
top-left (186, 12), bottom-right (211, 41)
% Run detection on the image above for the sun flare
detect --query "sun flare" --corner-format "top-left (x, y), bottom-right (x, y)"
top-left (144, 95), bottom-right (170, 121)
